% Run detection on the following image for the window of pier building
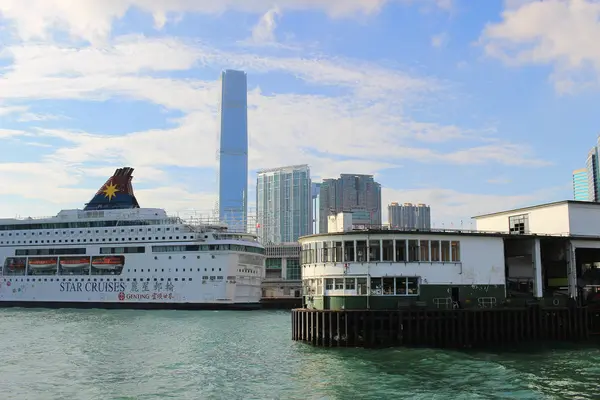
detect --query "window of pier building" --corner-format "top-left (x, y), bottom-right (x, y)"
top-left (344, 241), bottom-right (354, 262)
top-left (356, 240), bottom-right (367, 262)
top-left (369, 240), bottom-right (381, 262)
top-left (310, 276), bottom-right (419, 296)
top-left (301, 238), bottom-right (461, 265)
top-left (382, 240), bottom-right (394, 261)
top-left (332, 241), bottom-right (343, 262)
top-left (395, 239), bottom-right (406, 262)
top-left (509, 213), bottom-right (529, 235)
top-left (419, 240), bottom-right (430, 262)
top-left (370, 277), bottom-right (419, 295)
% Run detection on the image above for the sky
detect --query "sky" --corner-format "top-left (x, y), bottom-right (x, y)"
top-left (0, 0), bottom-right (599, 228)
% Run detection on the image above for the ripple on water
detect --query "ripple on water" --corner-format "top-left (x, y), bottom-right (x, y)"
top-left (0, 309), bottom-right (599, 400)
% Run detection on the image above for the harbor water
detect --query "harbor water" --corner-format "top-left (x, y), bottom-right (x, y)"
top-left (1, 309), bottom-right (600, 400)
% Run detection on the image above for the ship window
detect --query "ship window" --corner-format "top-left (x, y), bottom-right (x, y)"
top-left (174, 278), bottom-right (178, 281)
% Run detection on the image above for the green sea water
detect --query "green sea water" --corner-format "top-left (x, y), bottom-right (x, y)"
top-left (0, 309), bottom-right (599, 400)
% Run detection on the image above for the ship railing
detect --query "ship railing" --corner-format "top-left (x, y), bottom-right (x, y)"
top-left (433, 297), bottom-right (453, 309)
top-left (477, 297), bottom-right (497, 308)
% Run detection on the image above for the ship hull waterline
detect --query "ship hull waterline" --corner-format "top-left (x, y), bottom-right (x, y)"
top-left (0, 300), bottom-right (262, 311)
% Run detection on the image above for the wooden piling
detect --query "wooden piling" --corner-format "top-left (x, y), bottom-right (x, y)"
top-left (291, 306), bottom-right (600, 349)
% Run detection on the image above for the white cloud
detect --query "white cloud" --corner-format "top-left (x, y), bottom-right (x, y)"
top-left (0, 129), bottom-right (27, 138)
top-left (487, 177), bottom-right (512, 185)
top-left (0, 36), bottom-right (434, 104)
top-left (250, 7), bottom-right (281, 45)
top-left (0, 0), bottom-right (392, 44)
top-left (479, 0), bottom-right (600, 92)
top-left (431, 32), bottom-right (448, 48)
top-left (17, 112), bottom-right (67, 122)
top-left (0, 105), bottom-right (28, 116)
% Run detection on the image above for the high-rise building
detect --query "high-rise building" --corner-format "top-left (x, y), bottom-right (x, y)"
top-left (318, 174), bottom-right (381, 233)
top-left (573, 168), bottom-right (589, 201)
top-left (311, 183), bottom-right (321, 234)
top-left (388, 202), bottom-right (431, 230)
top-left (217, 69), bottom-right (248, 231)
top-left (586, 142), bottom-right (600, 202)
top-left (256, 165), bottom-right (312, 244)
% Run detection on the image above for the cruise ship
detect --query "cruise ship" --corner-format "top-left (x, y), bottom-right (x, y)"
top-left (0, 167), bottom-right (265, 310)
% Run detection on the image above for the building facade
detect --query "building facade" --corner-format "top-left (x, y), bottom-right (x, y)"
top-left (388, 202), bottom-right (431, 229)
top-left (300, 199), bottom-right (600, 311)
top-left (311, 182), bottom-right (321, 234)
top-left (256, 165), bottom-right (312, 244)
top-left (318, 174), bottom-right (381, 233)
top-left (262, 243), bottom-right (302, 300)
top-left (217, 69), bottom-right (248, 231)
top-left (573, 168), bottom-right (589, 201)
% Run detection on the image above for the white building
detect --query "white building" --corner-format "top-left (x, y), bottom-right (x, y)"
top-left (297, 200), bottom-right (600, 311)
top-left (473, 200), bottom-right (600, 237)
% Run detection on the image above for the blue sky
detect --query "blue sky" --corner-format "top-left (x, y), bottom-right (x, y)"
top-left (0, 0), bottom-right (598, 226)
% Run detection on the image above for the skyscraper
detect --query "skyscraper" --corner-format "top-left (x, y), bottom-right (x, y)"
top-left (388, 202), bottom-right (431, 230)
top-left (573, 168), bottom-right (589, 201)
top-left (586, 143), bottom-right (600, 202)
top-left (256, 165), bottom-right (312, 244)
top-left (311, 182), bottom-right (321, 234)
top-left (217, 70), bottom-right (248, 231)
top-left (318, 174), bottom-right (381, 233)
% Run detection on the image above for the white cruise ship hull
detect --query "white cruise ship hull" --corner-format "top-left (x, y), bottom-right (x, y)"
top-left (0, 250), bottom-right (264, 310)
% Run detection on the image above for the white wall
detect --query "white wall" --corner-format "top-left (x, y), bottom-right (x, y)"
top-left (301, 234), bottom-right (505, 285)
top-left (475, 203), bottom-right (570, 235)
top-left (568, 203), bottom-right (600, 236)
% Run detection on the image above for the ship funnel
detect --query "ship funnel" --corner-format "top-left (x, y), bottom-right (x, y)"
top-left (83, 167), bottom-right (141, 211)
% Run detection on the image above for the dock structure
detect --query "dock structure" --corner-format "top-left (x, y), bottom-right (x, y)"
top-left (291, 201), bottom-right (600, 349)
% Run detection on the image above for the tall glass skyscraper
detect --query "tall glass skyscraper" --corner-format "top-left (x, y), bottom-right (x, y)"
top-left (256, 165), bottom-right (312, 244)
top-left (217, 70), bottom-right (248, 231)
top-left (572, 168), bottom-right (589, 201)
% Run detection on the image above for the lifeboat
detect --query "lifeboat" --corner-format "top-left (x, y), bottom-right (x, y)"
top-left (29, 258), bottom-right (58, 269)
top-left (7, 260), bottom-right (26, 271)
top-left (60, 258), bottom-right (90, 269)
top-left (91, 256), bottom-right (123, 270)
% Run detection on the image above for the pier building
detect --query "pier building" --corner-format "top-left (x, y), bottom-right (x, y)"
top-left (291, 202), bottom-right (600, 348)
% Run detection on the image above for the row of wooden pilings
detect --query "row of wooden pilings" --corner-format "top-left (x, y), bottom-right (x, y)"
top-left (291, 306), bottom-right (600, 349)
